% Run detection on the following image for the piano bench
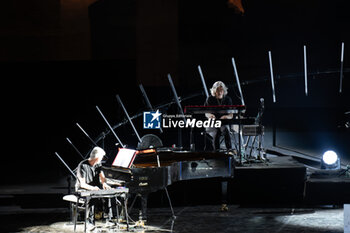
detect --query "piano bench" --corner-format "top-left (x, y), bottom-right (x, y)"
top-left (63, 194), bottom-right (87, 229)
top-left (63, 194), bottom-right (85, 204)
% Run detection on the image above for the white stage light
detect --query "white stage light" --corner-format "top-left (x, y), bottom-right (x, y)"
top-left (321, 150), bottom-right (340, 170)
top-left (322, 150), bottom-right (338, 165)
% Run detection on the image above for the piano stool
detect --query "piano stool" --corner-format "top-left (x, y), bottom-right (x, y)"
top-left (63, 194), bottom-right (85, 204)
top-left (62, 194), bottom-right (86, 230)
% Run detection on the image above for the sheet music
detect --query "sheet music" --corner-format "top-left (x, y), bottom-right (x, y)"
top-left (112, 148), bottom-right (137, 168)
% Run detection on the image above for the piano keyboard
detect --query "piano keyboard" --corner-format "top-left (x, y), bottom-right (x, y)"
top-left (79, 187), bottom-right (129, 197)
top-left (184, 105), bottom-right (246, 114)
top-left (106, 178), bottom-right (126, 186)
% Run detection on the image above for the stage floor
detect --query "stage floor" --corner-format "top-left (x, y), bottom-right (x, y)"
top-left (0, 151), bottom-right (348, 232)
top-left (0, 205), bottom-right (344, 233)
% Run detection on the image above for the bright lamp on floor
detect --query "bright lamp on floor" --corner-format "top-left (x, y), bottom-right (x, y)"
top-left (321, 150), bottom-right (340, 170)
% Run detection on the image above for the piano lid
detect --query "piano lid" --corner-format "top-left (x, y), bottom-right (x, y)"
top-left (133, 150), bottom-right (233, 168)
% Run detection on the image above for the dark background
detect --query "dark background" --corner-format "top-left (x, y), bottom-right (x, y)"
top-left (1, 0), bottom-right (349, 184)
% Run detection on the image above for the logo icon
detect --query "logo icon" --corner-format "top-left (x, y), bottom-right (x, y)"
top-left (143, 110), bottom-right (162, 129)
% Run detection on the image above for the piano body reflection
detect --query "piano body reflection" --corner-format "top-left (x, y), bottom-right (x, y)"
top-left (103, 149), bottom-right (234, 220)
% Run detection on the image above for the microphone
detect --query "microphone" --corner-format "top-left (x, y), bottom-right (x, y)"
top-left (255, 98), bottom-right (265, 125)
top-left (260, 98), bottom-right (264, 109)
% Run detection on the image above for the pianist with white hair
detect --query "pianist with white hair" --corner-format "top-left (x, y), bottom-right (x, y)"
top-left (204, 81), bottom-right (233, 151)
top-left (75, 146), bottom-right (112, 230)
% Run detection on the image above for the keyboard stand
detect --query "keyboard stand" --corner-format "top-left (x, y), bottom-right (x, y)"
top-left (73, 191), bottom-right (129, 233)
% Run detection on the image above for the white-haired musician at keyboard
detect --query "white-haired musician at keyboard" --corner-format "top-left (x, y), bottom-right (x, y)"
top-left (205, 81), bottom-right (233, 151)
top-left (75, 146), bottom-right (112, 230)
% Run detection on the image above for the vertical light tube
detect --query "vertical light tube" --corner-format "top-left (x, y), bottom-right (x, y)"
top-left (340, 42), bottom-right (345, 93)
top-left (96, 106), bottom-right (125, 148)
top-left (231, 57), bottom-right (245, 106)
top-left (197, 65), bottom-right (209, 99)
top-left (116, 95), bottom-right (142, 143)
top-left (268, 51), bottom-right (276, 103)
top-left (139, 84), bottom-right (163, 133)
top-left (304, 45), bottom-right (308, 96)
top-left (167, 73), bottom-right (184, 148)
top-left (167, 74), bottom-right (185, 116)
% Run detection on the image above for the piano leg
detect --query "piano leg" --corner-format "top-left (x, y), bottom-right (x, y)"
top-left (221, 181), bottom-right (229, 211)
top-left (131, 193), bottom-right (148, 227)
top-left (124, 194), bottom-right (129, 231)
top-left (140, 193), bottom-right (148, 222)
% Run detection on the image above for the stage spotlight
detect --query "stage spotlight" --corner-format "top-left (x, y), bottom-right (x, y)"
top-left (321, 150), bottom-right (340, 170)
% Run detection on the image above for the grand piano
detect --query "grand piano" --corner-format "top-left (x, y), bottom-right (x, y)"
top-left (103, 148), bottom-right (234, 220)
top-left (60, 74), bottom-right (263, 226)
top-left (101, 105), bottom-right (252, 220)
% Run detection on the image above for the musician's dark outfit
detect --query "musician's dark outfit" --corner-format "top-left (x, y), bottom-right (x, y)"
top-left (205, 95), bottom-right (233, 151)
top-left (76, 159), bottom-right (103, 225)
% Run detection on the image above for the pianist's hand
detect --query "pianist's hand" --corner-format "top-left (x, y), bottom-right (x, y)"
top-left (220, 114), bottom-right (233, 120)
top-left (91, 186), bottom-right (100, 191)
top-left (206, 113), bottom-right (216, 119)
top-left (103, 183), bottom-right (112, 190)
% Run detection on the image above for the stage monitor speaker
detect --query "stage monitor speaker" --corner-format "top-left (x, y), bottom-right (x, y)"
top-left (137, 134), bottom-right (163, 150)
